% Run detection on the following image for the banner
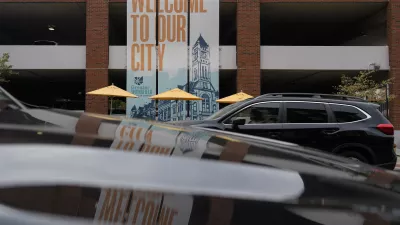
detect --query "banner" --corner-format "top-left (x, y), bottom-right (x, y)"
top-left (127, 0), bottom-right (157, 120)
top-left (157, 0), bottom-right (189, 122)
top-left (126, 0), bottom-right (219, 121)
top-left (188, 0), bottom-right (219, 120)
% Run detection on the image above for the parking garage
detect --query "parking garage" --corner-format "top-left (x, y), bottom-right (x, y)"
top-left (0, 1), bottom-right (390, 112)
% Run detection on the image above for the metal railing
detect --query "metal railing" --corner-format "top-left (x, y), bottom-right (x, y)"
top-left (365, 84), bottom-right (390, 119)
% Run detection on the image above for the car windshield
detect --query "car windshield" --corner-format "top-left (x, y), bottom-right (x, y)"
top-left (0, 87), bottom-right (20, 108)
top-left (206, 99), bottom-right (253, 120)
top-left (0, 89), bottom-right (11, 101)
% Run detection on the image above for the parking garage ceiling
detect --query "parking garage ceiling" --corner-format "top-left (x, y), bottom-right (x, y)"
top-left (261, 2), bottom-right (387, 23)
top-left (0, 3), bottom-right (86, 45)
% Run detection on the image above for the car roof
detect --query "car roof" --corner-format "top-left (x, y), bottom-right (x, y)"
top-left (248, 96), bottom-right (376, 107)
top-left (256, 93), bottom-right (367, 101)
top-left (0, 144), bottom-right (305, 202)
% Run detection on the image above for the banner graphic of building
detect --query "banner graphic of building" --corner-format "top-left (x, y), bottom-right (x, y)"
top-left (126, 0), bottom-right (219, 122)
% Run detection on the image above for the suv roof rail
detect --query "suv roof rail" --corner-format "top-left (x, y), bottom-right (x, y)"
top-left (256, 93), bottom-right (368, 102)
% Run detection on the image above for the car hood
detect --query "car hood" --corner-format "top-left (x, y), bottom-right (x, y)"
top-left (0, 108), bottom-right (400, 196)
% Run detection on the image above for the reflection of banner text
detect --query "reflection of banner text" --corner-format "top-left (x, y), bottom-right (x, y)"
top-left (97, 189), bottom-right (130, 222)
top-left (98, 190), bottom-right (179, 225)
top-left (114, 125), bottom-right (172, 154)
top-left (95, 125), bottom-right (176, 223)
top-left (128, 191), bottom-right (178, 225)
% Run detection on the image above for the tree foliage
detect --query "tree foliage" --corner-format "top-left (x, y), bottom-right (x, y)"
top-left (0, 53), bottom-right (17, 83)
top-left (334, 70), bottom-right (395, 103)
top-left (110, 99), bottom-right (126, 109)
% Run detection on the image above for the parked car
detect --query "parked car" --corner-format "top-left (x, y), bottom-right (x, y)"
top-left (171, 93), bottom-right (397, 170)
top-left (0, 85), bottom-right (396, 169)
top-left (1, 109), bottom-right (400, 225)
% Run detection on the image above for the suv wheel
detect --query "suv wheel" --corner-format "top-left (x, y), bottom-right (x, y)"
top-left (339, 151), bottom-right (369, 163)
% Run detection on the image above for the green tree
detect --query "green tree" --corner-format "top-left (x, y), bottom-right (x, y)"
top-left (110, 99), bottom-right (126, 109)
top-left (334, 70), bottom-right (395, 103)
top-left (0, 53), bottom-right (18, 83)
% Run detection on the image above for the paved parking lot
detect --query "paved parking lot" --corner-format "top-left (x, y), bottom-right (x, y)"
top-left (396, 160), bottom-right (400, 171)
top-left (395, 150), bottom-right (400, 171)
top-left (395, 149), bottom-right (400, 171)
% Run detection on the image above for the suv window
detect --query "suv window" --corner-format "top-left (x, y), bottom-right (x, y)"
top-left (225, 102), bottom-right (280, 124)
top-left (206, 99), bottom-right (252, 120)
top-left (330, 104), bottom-right (367, 123)
top-left (286, 102), bottom-right (328, 123)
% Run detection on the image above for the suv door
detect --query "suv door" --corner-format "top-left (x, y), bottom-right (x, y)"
top-left (222, 102), bottom-right (283, 140)
top-left (281, 102), bottom-right (340, 151)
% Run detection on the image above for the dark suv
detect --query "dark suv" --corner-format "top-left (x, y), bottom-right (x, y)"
top-left (173, 93), bottom-right (397, 170)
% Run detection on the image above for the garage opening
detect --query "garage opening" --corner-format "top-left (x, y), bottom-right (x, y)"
top-left (261, 70), bottom-right (389, 94)
top-left (0, 3), bottom-right (86, 45)
top-left (2, 70), bottom-right (85, 110)
top-left (260, 2), bottom-right (387, 46)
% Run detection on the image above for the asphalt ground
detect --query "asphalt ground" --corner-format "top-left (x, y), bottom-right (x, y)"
top-left (394, 149), bottom-right (400, 171)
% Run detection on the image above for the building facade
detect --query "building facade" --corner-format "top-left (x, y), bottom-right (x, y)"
top-left (0, 0), bottom-right (399, 129)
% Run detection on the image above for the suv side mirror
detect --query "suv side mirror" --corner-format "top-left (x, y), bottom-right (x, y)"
top-left (232, 118), bottom-right (246, 130)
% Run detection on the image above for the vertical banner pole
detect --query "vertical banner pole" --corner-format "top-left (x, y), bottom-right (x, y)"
top-left (386, 83), bottom-right (390, 118)
top-left (187, 0), bottom-right (191, 120)
top-left (176, 100), bottom-right (179, 119)
top-left (155, 0), bottom-right (159, 121)
top-left (110, 97), bottom-right (113, 115)
top-left (155, 100), bottom-right (158, 121)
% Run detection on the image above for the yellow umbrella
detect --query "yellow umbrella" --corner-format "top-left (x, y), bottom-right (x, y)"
top-left (216, 91), bottom-right (253, 104)
top-left (150, 88), bottom-right (202, 101)
top-left (87, 83), bottom-right (138, 115)
top-left (87, 84), bottom-right (137, 98)
top-left (150, 88), bottom-right (202, 121)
